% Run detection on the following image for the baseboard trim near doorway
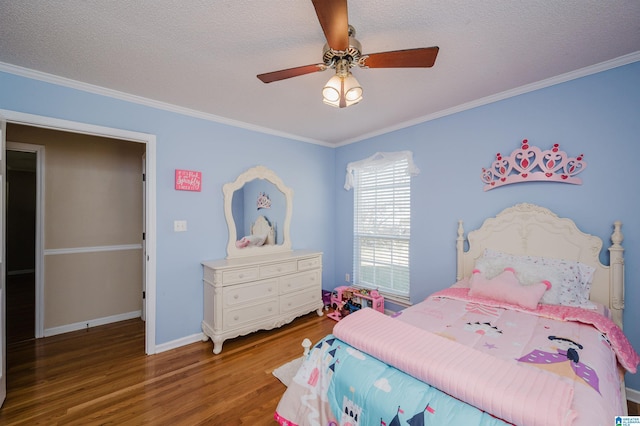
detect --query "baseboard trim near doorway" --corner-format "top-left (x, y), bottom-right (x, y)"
top-left (43, 310), bottom-right (142, 337)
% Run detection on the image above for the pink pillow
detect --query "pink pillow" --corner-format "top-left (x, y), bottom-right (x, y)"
top-left (469, 267), bottom-right (550, 310)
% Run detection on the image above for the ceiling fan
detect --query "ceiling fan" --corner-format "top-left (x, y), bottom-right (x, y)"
top-left (257, 0), bottom-right (439, 108)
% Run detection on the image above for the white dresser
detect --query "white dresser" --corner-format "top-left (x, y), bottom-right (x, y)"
top-left (202, 250), bottom-right (323, 354)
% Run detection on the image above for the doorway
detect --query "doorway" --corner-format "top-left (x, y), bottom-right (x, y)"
top-left (7, 126), bottom-right (146, 343)
top-left (5, 149), bottom-right (36, 344)
top-left (0, 109), bottom-right (157, 355)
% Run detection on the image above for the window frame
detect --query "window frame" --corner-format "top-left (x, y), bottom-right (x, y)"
top-left (345, 151), bottom-right (419, 303)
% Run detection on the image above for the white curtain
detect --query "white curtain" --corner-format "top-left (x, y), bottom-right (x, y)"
top-left (344, 150), bottom-right (420, 190)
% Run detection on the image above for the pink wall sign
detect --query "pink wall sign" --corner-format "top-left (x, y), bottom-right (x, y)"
top-left (175, 169), bottom-right (202, 192)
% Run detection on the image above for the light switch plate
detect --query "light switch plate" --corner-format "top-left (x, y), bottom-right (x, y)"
top-left (174, 220), bottom-right (187, 232)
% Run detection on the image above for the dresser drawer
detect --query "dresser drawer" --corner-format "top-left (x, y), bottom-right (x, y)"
top-left (280, 270), bottom-right (320, 294)
top-left (280, 287), bottom-right (320, 313)
top-left (223, 279), bottom-right (278, 306)
top-left (260, 261), bottom-right (297, 278)
top-left (297, 256), bottom-right (321, 271)
top-left (222, 267), bottom-right (260, 285)
top-left (202, 250), bottom-right (323, 354)
top-left (224, 299), bottom-right (279, 329)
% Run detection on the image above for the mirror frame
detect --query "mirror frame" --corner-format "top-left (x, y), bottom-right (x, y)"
top-left (223, 165), bottom-right (293, 259)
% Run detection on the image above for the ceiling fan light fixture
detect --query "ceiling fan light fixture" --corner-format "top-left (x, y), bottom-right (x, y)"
top-left (322, 75), bottom-right (342, 102)
top-left (322, 72), bottom-right (362, 108)
top-left (257, 3), bottom-right (440, 109)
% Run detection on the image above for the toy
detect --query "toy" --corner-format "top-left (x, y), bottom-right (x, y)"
top-left (322, 290), bottom-right (332, 310)
top-left (327, 286), bottom-right (384, 321)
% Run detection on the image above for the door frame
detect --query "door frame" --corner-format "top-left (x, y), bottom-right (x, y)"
top-left (0, 110), bottom-right (157, 354)
top-left (6, 142), bottom-right (44, 338)
top-left (1, 115), bottom-right (6, 406)
top-left (141, 153), bottom-right (146, 322)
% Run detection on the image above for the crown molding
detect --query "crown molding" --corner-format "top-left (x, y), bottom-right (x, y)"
top-left (2, 51), bottom-right (639, 148)
top-left (0, 62), bottom-right (332, 147)
top-left (336, 51), bottom-right (640, 147)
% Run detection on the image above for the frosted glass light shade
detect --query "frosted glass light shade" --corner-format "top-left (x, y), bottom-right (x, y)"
top-left (322, 72), bottom-right (362, 108)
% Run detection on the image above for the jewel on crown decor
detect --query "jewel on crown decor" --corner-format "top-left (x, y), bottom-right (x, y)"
top-left (481, 139), bottom-right (587, 191)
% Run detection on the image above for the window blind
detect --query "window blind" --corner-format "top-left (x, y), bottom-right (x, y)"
top-left (353, 157), bottom-right (411, 298)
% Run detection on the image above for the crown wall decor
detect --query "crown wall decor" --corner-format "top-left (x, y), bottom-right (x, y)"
top-left (256, 192), bottom-right (271, 210)
top-left (481, 139), bottom-right (587, 191)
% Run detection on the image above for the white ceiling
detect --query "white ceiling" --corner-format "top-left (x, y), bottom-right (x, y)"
top-left (1, 1), bottom-right (639, 146)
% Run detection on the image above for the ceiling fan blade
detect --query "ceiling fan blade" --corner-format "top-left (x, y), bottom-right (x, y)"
top-left (361, 46), bottom-right (440, 68)
top-left (311, 0), bottom-right (349, 51)
top-left (257, 64), bottom-right (326, 83)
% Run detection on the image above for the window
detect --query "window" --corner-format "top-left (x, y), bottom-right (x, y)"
top-left (345, 152), bottom-right (419, 300)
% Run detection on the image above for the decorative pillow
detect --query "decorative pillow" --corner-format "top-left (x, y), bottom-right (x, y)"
top-left (481, 249), bottom-right (596, 309)
top-left (474, 256), bottom-right (561, 305)
top-left (469, 268), bottom-right (550, 309)
top-left (235, 234), bottom-right (267, 248)
top-left (246, 234), bottom-right (267, 246)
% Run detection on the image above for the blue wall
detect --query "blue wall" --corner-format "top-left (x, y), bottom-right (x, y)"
top-left (335, 61), bottom-right (640, 390)
top-left (0, 70), bottom-right (336, 350)
top-left (1, 60), bottom-right (638, 390)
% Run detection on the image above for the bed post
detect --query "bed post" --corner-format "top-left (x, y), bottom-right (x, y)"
top-left (456, 220), bottom-right (465, 281)
top-left (608, 221), bottom-right (624, 329)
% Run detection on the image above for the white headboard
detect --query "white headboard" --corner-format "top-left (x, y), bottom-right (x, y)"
top-left (251, 215), bottom-right (276, 245)
top-left (456, 203), bottom-right (625, 328)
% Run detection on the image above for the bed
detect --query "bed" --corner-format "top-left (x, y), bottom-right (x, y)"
top-left (274, 203), bottom-right (639, 426)
top-left (235, 215), bottom-right (276, 248)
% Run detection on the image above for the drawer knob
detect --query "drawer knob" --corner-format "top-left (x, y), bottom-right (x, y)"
top-left (268, 287), bottom-right (273, 292)
top-left (238, 274), bottom-right (244, 278)
top-left (234, 315), bottom-right (239, 321)
top-left (268, 307), bottom-right (273, 312)
top-left (234, 294), bottom-right (239, 299)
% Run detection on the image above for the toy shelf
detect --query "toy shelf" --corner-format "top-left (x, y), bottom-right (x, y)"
top-left (327, 286), bottom-right (384, 321)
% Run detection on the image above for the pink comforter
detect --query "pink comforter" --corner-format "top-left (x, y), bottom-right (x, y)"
top-left (334, 309), bottom-right (576, 426)
top-left (334, 289), bottom-right (638, 425)
top-left (429, 288), bottom-right (639, 373)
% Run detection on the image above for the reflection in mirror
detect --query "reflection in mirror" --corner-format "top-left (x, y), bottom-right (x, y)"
top-left (223, 166), bottom-right (293, 259)
top-left (231, 179), bottom-right (286, 245)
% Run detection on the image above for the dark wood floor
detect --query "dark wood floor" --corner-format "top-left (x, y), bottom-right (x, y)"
top-left (0, 310), bottom-right (637, 424)
top-left (0, 311), bottom-right (335, 425)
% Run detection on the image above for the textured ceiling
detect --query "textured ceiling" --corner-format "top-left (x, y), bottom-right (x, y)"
top-left (1, 0), bottom-right (639, 146)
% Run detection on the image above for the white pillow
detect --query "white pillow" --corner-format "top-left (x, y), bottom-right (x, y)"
top-left (245, 234), bottom-right (267, 246)
top-left (480, 249), bottom-right (596, 308)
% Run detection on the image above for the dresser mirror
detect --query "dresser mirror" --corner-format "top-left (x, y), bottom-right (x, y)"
top-left (223, 165), bottom-right (293, 259)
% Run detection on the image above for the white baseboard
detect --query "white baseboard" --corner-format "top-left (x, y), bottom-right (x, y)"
top-left (44, 310), bottom-right (142, 337)
top-left (155, 333), bottom-right (206, 354)
top-left (627, 387), bottom-right (640, 404)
